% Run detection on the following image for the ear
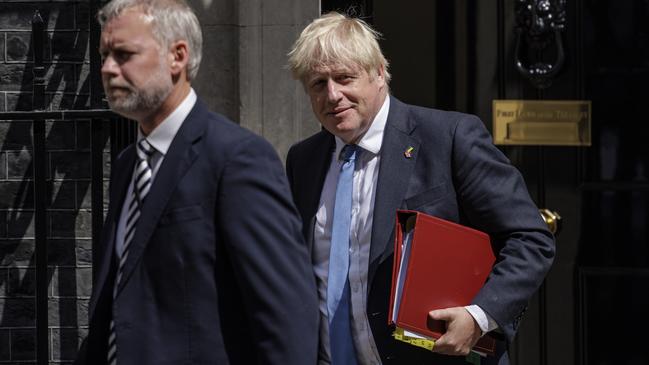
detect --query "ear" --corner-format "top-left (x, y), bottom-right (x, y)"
top-left (375, 64), bottom-right (386, 87)
top-left (168, 40), bottom-right (190, 77)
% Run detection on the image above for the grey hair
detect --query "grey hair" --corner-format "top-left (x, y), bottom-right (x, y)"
top-left (98, 0), bottom-right (203, 80)
top-left (287, 12), bottom-right (390, 83)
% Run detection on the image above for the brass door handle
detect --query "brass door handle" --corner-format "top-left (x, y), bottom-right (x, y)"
top-left (539, 209), bottom-right (562, 235)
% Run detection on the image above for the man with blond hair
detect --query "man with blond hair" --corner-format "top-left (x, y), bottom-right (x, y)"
top-left (75, 0), bottom-right (318, 364)
top-left (286, 12), bottom-right (555, 365)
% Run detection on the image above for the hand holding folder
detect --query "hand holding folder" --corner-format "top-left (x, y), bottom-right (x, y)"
top-left (388, 210), bottom-right (497, 356)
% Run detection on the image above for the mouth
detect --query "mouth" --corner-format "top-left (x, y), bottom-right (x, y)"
top-left (328, 106), bottom-right (353, 118)
top-left (106, 85), bottom-right (131, 96)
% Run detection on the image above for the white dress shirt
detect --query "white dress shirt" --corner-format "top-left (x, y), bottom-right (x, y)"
top-left (313, 95), bottom-right (389, 364)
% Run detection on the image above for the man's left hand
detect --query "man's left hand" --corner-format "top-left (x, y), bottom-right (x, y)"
top-left (428, 307), bottom-right (481, 356)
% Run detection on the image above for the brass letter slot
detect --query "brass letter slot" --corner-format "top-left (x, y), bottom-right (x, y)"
top-left (493, 100), bottom-right (591, 146)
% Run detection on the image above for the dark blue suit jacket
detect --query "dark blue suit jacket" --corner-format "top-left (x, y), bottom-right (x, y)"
top-left (78, 100), bottom-right (319, 364)
top-left (286, 96), bottom-right (555, 365)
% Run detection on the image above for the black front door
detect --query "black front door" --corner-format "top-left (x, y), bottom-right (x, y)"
top-left (575, 1), bottom-right (649, 364)
top-left (482, 1), bottom-right (649, 364)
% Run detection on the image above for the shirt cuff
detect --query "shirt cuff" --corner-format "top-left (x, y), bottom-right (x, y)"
top-left (465, 305), bottom-right (499, 335)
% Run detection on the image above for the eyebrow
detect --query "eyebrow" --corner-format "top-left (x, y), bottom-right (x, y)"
top-left (100, 38), bottom-right (139, 52)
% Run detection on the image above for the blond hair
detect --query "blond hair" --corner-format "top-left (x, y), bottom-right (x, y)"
top-left (287, 12), bottom-right (391, 83)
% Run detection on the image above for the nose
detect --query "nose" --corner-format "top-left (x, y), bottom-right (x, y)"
top-left (101, 55), bottom-right (118, 77)
top-left (326, 79), bottom-right (342, 103)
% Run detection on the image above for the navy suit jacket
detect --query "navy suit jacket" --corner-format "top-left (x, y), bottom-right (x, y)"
top-left (78, 100), bottom-right (319, 364)
top-left (286, 96), bottom-right (555, 365)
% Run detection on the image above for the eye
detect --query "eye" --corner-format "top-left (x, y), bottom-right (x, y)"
top-left (335, 74), bottom-right (355, 84)
top-left (113, 50), bottom-right (133, 63)
top-left (309, 78), bottom-right (326, 90)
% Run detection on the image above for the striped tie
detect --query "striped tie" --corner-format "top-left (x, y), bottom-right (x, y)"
top-left (107, 138), bottom-right (155, 365)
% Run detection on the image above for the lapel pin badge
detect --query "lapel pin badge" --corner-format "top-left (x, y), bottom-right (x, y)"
top-left (404, 146), bottom-right (414, 159)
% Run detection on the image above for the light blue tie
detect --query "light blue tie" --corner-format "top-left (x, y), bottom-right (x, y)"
top-left (327, 144), bottom-right (360, 365)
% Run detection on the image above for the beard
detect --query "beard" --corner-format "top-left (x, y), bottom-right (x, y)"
top-left (105, 61), bottom-right (173, 118)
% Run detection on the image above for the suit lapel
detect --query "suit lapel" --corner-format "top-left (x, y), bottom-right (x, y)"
top-left (89, 146), bottom-right (135, 319)
top-left (114, 101), bottom-right (207, 297)
top-left (368, 96), bottom-right (420, 283)
top-left (300, 132), bottom-right (334, 254)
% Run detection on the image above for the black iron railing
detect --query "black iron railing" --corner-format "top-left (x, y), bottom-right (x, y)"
top-left (0, 4), bottom-right (136, 363)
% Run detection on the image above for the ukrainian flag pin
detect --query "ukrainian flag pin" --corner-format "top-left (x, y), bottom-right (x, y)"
top-left (404, 146), bottom-right (414, 158)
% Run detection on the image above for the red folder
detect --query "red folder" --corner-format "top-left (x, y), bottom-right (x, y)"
top-left (388, 210), bottom-right (497, 355)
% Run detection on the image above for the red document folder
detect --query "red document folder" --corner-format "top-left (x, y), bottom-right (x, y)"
top-left (388, 210), bottom-right (497, 355)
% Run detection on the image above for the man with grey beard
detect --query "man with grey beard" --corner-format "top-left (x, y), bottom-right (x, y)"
top-left (74, 0), bottom-right (318, 364)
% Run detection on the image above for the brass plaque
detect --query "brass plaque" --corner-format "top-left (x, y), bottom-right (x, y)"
top-left (492, 100), bottom-right (591, 146)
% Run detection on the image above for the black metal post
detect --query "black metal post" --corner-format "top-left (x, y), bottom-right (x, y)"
top-left (89, 0), bottom-right (103, 110)
top-left (89, 0), bottom-right (105, 277)
top-left (32, 11), bottom-right (46, 109)
top-left (31, 10), bottom-right (49, 365)
top-left (91, 117), bottom-right (104, 255)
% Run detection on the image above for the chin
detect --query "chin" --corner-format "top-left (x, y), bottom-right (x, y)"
top-left (107, 100), bottom-right (138, 118)
top-left (336, 122), bottom-right (361, 134)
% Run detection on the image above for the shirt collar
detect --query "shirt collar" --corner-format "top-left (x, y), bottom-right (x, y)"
top-left (334, 95), bottom-right (390, 159)
top-left (138, 88), bottom-right (197, 155)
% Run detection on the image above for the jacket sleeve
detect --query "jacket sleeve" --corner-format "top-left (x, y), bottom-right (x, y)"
top-left (216, 134), bottom-right (319, 364)
top-left (450, 115), bottom-right (555, 342)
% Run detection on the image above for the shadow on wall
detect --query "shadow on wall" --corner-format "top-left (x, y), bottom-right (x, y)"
top-left (0, 2), bottom-right (109, 362)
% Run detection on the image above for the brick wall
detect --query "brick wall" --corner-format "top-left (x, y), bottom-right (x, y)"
top-left (1, 2), bottom-right (107, 363)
